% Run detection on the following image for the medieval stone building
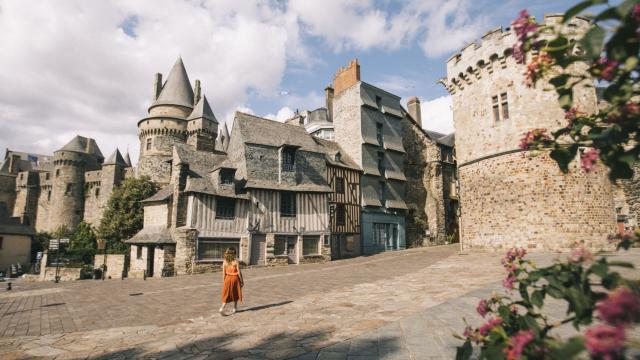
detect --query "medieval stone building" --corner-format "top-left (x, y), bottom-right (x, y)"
top-left (440, 14), bottom-right (617, 251)
top-left (0, 139), bottom-right (134, 233)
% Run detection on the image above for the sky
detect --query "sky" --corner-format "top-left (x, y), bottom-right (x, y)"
top-left (0, 0), bottom-right (579, 164)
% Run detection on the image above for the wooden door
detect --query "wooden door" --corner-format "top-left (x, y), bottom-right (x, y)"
top-left (250, 234), bottom-right (266, 266)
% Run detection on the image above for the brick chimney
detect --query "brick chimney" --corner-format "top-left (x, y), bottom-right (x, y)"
top-left (325, 85), bottom-right (334, 121)
top-left (153, 73), bottom-right (163, 100)
top-left (333, 59), bottom-right (360, 96)
top-left (407, 96), bottom-right (422, 127)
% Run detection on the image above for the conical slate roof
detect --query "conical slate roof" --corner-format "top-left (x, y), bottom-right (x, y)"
top-left (187, 95), bottom-right (218, 123)
top-left (104, 149), bottom-right (127, 166)
top-left (151, 57), bottom-right (194, 109)
top-left (58, 135), bottom-right (104, 159)
top-left (123, 151), bottom-right (132, 167)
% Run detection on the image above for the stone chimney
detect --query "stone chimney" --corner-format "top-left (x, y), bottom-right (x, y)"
top-left (153, 73), bottom-right (163, 100)
top-left (333, 59), bottom-right (360, 96)
top-left (407, 96), bottom-right (422, 127)
top-left (194, 79), bottom-right (201, 105)
top-left (325, 85), bottom-right (334, 121)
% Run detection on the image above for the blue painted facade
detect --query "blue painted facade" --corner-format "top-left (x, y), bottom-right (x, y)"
top-left (361, 209), bottom-right (405, 255)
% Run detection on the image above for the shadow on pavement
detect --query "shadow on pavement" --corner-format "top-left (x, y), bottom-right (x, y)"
top-left (238, 300), bottom-right (293, 313)
top-left (88, 327), bottom-right (405, 359)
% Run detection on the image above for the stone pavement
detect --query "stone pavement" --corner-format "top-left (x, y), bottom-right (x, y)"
top-left (0, 245), bottom-right (638, 359)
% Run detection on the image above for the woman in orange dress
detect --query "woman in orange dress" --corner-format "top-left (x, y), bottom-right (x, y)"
top-left (219, 247), bottom-right (243, 315)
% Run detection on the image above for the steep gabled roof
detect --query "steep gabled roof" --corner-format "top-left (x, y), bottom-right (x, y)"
top-left (150, 57), bottom-right (194, 110)
top-left (312, 137), bottom-right (361, 171)
top-left (57, 135), bottom-right (104, 159)
top-left (233, 112), bottom-right (322, 152)
top-left (123, 151), bottom-right (132, 167)
top-left (187, 95), bottom-right (218, 123)
top-left (104, 149), bottom-right (127, 166)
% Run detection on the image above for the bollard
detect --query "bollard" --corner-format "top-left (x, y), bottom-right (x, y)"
top-left (143, 270), bottom-right (147, 281)
top-left (7, 282), bottom-right (11, 291)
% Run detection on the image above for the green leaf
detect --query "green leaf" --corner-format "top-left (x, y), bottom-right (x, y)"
top-left (546, 286), bottom-right (565, 299)
top-left (456, 341), bottom-right (473, 360)
top-left (563, 0), bottom-right (605, 23)
top-left (550, 337), bottom-right (586, 358)
top-left (607, 261), bottom-right (635, 269)
top-left (531, 290), bottom-right (545, 308)
top-left (579, 26), bottom-right (606, 58)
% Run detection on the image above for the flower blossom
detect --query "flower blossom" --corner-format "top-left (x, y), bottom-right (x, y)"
top-left (633, 4), bottom-right (640, 22)
top-left (479, 317), bottom-right (503, 336)
top-left (596, 57), bottom-right (620, 81)
top-left (512, 10), bottom-right (538, 64)
top-left (519, 128), bottom-right (550, 150)
top-left (525, 52), bottom-right (553, 86)
top-left (504, 330), bottom-right (535, 360)
top-left (580, 148), bottom-right (600, 172)
top-left (596, 287), bottom-right (640, 327)
top-left (584, 325), bottom-right (625, 360)
top-left (503, 274), bottom-right (517, 290)
top-left (477, 299), bottom-right (489, 318)
top-left (568, 247), bottom-right (593, 265)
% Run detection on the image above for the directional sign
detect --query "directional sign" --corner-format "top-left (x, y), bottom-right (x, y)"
top-left (59, 238), bottom-right (70, 244)
top-left (49, 244), bottom-right (59, 250)
top-left (49, 239), bottom-right (59, 249)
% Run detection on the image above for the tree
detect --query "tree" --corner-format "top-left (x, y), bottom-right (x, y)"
top-left (69, 221), bottom-right (96, 250)
top-left (97, 176), bottom-right (158, 253)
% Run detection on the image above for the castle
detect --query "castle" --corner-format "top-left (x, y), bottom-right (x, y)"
top-left (439, 14), bottom-right (620, 250)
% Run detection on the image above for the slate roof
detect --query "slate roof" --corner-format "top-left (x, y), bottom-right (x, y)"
top-left (0, 150), bottom-right (53, 174)
top-left (103, 149), bottom-right (127, 166)
top-left (438, 133), bottom-right (455, 147)
top-left (57, 135), bottom-right (104, 159)
top-left (126, 227), bottom-right (175, 244)
top-left (187, 95), bottom-right (218, 123)
top-left (312, 138), bottom-right (361, 171)
top-left (0, 203), bottom-right (34, 236)
top-left (234, 112), bottom-right (323, 152)
top-left (140, 185), bottom-right (173, 203)
top-left (173, 143), bottom-right (227, 177)
top-left (245, 180), bottom-right (332, 193)
top-left (151, 57), bottom-right (194, 110)
top-left (123, 152), bottom-right (132, 167)
top-left (184, 178), bottom-right (250, 199)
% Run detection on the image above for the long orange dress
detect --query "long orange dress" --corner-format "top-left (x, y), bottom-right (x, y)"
top-left (221, 261), bottom-right (242, 303)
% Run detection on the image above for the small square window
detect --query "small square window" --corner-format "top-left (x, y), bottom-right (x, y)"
top-left (45, 173), bottom-right (50, 180)
top-left (282, 147), bottom-right (296, 172)
top-left (281, 191), bottom-right (297, 217)
top-left (146, 138), bottom-right (152, 151)
top-left (335, 177), bottom-right (345, 194)
top-left (65, 183), bottom-right (73, 194)
top-left (215, 197), bottom-right (236, 219)
top-left (336, 204), bottom-right (346, 226)
top-left (220, 169), bottom-right (234, 185)
top-left (500, 93), bottom-right (509, 120)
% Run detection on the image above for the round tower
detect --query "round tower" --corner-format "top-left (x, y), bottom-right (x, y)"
top-left (138, 57), bottom-right (193, 185)
top-left (49, 136), bottom-right (103, 232)
top-left (441, 14), bottom-right (616, 251)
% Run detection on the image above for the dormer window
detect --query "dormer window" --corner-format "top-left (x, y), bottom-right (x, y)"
top-left (282, 146), bottom-right (296, 172)
top-left (220, 169), bottom-right (234, 185)
top-left (335, 152), bottom-right (342, 162)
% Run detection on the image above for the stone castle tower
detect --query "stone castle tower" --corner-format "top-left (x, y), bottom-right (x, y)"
top-left (138, 57), bottom-right (220, 184)
top-left (440, 14), bottom-right (616, 251)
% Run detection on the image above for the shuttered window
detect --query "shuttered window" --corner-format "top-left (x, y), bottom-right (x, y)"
top-left (197, 238), bottom-right (240, 261)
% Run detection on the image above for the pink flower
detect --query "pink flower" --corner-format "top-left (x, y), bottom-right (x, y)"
top-left (524, 52), bottom-right (553, 86)
top-left (624, 102), bottom-right (639, 116)
top-left (596, 287), bottom-right (640, 327)
top-left (519, 128), bottom-right (550, 150)
top-left (463, 326), bottom-right (482, 344)
top-left (503, 274), bottom-right (517, 290)
top-left (596, 56), bottom-right (620, 81)
top-left (568, 247), bottom-right (593, 265)
top-left (564, 107), bottom-right (581, 126)
top-left (584, 325), bottom-right (625, 360)
top-left (479, 317), bottom-right (503, 336)
top-left (580, 148), bottom-right (600, 172)
top-left (504, 330), bottom-right (535, 360)
top-left (633, 4), bottom-right (640, 22)
top-left (512, 10), bottom-right (538, 64)
top-left (477, 299), bottom-right (489, 318)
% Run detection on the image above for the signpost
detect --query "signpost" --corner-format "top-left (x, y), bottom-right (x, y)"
top-left (50, 238), bottom-right (69, 283)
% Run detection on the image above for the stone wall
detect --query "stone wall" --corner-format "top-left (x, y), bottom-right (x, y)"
top-left (39, 267), bottom-right (83, 282)
top-left (174, 227), bottom-right (198, 275)
top-left (459, 152), bottom-right (616, 251)
top-left (94, 254), bottom-right (126, 279)
top-left (0, 174), bottom-right (16, 211)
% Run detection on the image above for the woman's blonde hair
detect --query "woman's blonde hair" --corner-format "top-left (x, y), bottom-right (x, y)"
top-left (224, 247), bottom-right (237, 264)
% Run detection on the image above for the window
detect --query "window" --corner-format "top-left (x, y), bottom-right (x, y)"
top-left (45, 173), bottom-right (50, 180)
top-left (274, 236), bottom-right (288, 255)
top-left (336, 204), bottom-right (346, 226)
top-left (501, 92), bottom-right (509, 120)
top-left (280, 191), bottom-right (297, 217)
top-left (379, 181), bottom-right (386, 205)
top-left (47, 191), bottom-right (51, 202)
top-left (215, 197), bottom-right (236, 219)
top-left (146, 138), bottom-right (152, 151)
top-left (95, 187), bottom-right (100, 197)
top-left (220, 169), bottom-right (234, 185)
top-left (492, 93), bottom-right (509, 121)
top-left (303, 236), bottom-right (319, 256)
top-left (375, 95), bottom-right (382, 109)
top-left (335, 177), bottom-right (345, 194)
top-left (376, 122), bottom-right (384, 145)
top-left (335, 152), bottom-right (341, 162)
top-left (197, 238), bottom-right (240, 261)
top-left (323, 235), bottom-right (330, 247)
top-left (373, 223), bottom-right (386, 245)
top-left (55, 169), bottom-right (60, 177)
top-left (378, 152), bottom-right (385, 175)
top-left (136, 246), bottom-right (142, 259)
top-left (282, 147), bottom-right (295, 172)
top-left (65, 183), bottom-right (73, 194)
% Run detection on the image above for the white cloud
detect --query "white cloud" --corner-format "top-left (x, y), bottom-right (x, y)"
top-left (288, 0), bottom-right (487, 58)
top-left (421, 95), bottom-right (454, 134)
top-left (264, 106), bottom-right (295, 122)
top-left (0, 0), bottom-right (309, 164)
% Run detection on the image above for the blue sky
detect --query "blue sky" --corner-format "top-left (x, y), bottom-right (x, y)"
top-left (0, 0), bottom-right (583, 163)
